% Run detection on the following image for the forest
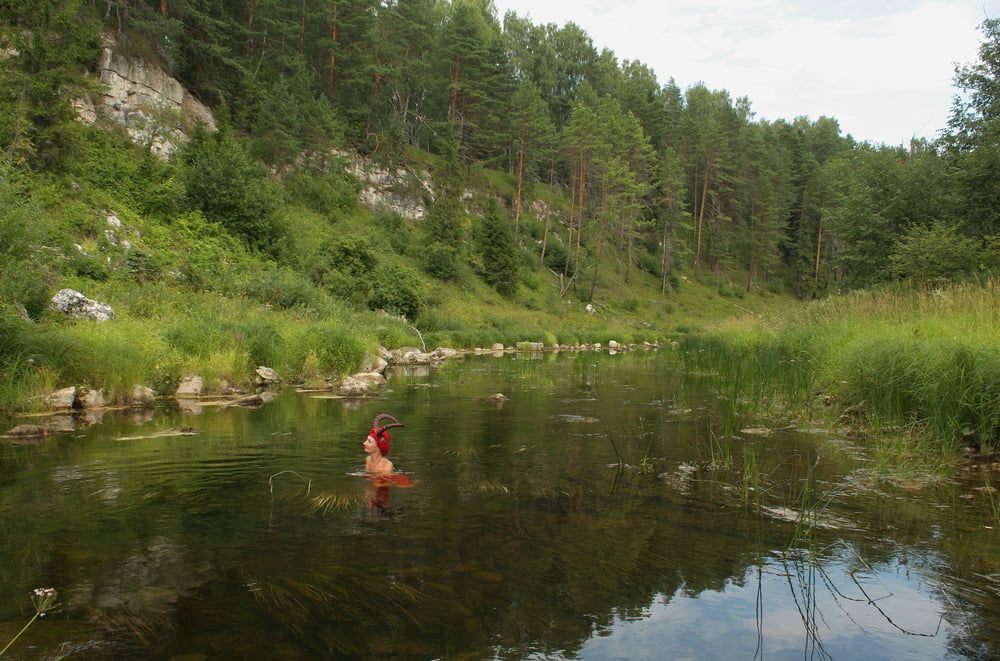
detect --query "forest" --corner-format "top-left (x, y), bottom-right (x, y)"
top-left (1, 0), bottom-right (997, 298)
top-left (1, 0), bottom-right (999, 413)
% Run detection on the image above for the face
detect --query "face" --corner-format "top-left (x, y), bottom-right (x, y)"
top-left (363, 434), bottom-right (379, 454)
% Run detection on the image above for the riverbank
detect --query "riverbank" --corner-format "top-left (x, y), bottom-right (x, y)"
top-left (673, 279), bottom-right (1000, 472)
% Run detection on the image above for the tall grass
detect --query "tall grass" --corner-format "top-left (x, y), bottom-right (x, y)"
top-left (677, 280), bottom-right (1000, 458)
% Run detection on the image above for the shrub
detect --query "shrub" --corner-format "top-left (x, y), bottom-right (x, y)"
top-left (889, 224), bottom-right (987, 284)
top-left (182, 128), bottom-right (282, 253)
top-left (422, 242), bottom-right (460, 281)
top-left (368, 264), bottom-right (422, 319)
top-left (240, 267), bottom-right (328, 311)
top-left (375, 211), bottom-right (411, 254)
top-left (284, 168), bottom-right (359, 220)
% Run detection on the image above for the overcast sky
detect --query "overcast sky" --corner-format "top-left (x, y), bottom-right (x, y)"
top-left (491, 0), bottom-right (1000, 145)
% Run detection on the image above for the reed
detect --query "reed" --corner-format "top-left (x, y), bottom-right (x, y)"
top-left (674, 280), bottom-right (1000, 465)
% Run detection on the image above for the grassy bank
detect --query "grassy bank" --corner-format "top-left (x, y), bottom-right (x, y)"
top-left (675, 280), bottom-right (1000, 463)
top-left (0, 124), bottom-right (792, 415)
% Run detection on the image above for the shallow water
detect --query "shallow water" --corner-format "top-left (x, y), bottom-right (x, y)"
top-left (1, 352), bottom-right (999, 659)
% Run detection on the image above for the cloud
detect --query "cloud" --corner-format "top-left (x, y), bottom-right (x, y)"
top-left (494, 0), bottom-right (998, 144)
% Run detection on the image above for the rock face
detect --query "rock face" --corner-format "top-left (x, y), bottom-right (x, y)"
top-left (76, 35), bottom-right (216, 159)
top-left (50, 290), bottom-right (115, 322)
top-left (330, 150), bottom-right (431, 220)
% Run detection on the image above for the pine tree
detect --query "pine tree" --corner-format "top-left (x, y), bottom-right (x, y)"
top-left (477, 200), bottom-right (517, 295)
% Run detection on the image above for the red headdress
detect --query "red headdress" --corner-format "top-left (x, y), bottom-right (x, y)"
top-left (369, 414), bottom-right (404, 456)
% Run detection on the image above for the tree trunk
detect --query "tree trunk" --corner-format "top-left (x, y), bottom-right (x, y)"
top-left (660, 213), bottom-right (671, 293)
top-left (746, 200), bottom-right (756, 292)
top-left (160, 0), bottom-right (167, 17)
top-left (695, 161), bottom-right (710, 267)
top-left (326, 3), bottom-right (339, 99)
top-left (449, 58), bottom-right (461, 119)
top-left (814, 216), bottom-right (824, 286)
top-left (540, 161), bottom-right (555, 267)
top-left (514, 135), bottom-right (525, 241)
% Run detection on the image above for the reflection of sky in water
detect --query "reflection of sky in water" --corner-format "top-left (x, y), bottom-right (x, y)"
top-left (578, 558), bottom-right (949, 660)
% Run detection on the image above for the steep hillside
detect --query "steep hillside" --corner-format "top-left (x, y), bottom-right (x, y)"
top-left (0, 40), bottom-right (795, 413)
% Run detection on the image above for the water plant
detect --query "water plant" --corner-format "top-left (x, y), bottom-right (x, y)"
top-left (1, 588), bottom-right (58, 657)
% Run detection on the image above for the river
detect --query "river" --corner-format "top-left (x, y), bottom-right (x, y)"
top-left (1, 352), bottom-right (998, 659)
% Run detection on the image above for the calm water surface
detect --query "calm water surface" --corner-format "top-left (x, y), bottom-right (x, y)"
top-left (1, 352), bottom-right (999, 659)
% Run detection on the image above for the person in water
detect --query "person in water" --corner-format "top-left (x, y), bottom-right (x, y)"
top-left (364, 414), bottom-right (404, 474)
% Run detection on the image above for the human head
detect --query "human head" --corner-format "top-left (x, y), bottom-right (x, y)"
top-left (367, 427), bottom-right (391, 455)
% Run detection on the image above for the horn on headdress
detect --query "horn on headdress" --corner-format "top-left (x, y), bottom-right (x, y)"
top-left (372, 413), bottom-right (404, 432)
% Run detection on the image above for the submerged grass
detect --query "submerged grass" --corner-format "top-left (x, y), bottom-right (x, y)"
top-left (676, 280), bottom-right (1000, 470)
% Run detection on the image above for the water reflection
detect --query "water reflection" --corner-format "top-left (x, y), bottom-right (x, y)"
top-left (0, 353), bottom-right (998, 659)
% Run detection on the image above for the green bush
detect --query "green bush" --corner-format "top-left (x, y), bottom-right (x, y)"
top-left (422, 242), bottom-right (460, 281)
top-left (368, 264), bottom-right (422, 319)
top-left (889, 224), bottom-right (987, 284)
top-left (239, 267), bottom-right (328, 311)
top-left (375, 211), bottom-right (411, 254)
top-left (636, 250), bottom-right (661, 277)
top-left (284, 167), bottom-right (359, 220)
top-left (182, 128), bottom-right (282, 253)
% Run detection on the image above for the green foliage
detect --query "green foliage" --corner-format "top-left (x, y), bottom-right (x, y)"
top-left (283, 166), bottom-right (359, 220)
top-left (0, 161), bottom-right (58, 317)
top-left (476, 200), bottom-right (517, 295)
top-left (422, 243), bottom-right (461, 281)
top-left (889, 225), bottom-right (988, 284)
top-left (368, 264), bottom-right (422, 319)
top-left (0, 0), bottom-right (98, 167)
top-left (182, 128), bottom-right (281, 252)
top-left (239, 267), bottom-right (330, 311)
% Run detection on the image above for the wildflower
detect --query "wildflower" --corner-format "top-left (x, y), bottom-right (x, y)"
top-left (1, 588), bottom-right (59, 656)
top-left (30, 587), bottom-right (58, 616)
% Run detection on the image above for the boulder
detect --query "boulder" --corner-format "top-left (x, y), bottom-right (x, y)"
top-left (76, 387), bottom-right (106, 409)
top-left (430, 347), bottom-right (460, 360)
top-left (254, 366), bottom-right (280, 386)
top-left (392, 348), bottom-right (434, 365)
top-left (484, 393), bottom-right (508, 403)
top-left (491, 343), bottom-right (505, 352)
top-left (49, 289), bottom-right (115, 322)
top-left (130, 385), bottom-right (157, 407)
top-left (516, 342), bottom-right (544, 352)
top-left (608, 340), bottom-right (620, 350)
top-left (378, 345), bottom-right (393, 361)
top-left (44, 386), bottom-right (77, 410)
top-left (175, 375), bottom-right (204, 397)
top-left (337, 371), bottom-right (388, 396)
top-left (585, 303), bottom-right (596, 315)
top-left (360, 353), bottom-right (389, 374)
top-left (5, 424), bottom-right (47, 438)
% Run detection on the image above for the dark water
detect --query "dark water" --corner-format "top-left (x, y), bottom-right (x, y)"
top-left (2, 353), bottom-right (999, 659)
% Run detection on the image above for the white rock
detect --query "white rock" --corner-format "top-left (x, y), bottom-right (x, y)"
top-left (608, 340), bottom-right (620, 349)
top-left (130, 385), bottom-right (157, 407)
top-left (106, 213), bottom-right (123, 228)
top-left (45, 386), bottom-right (77, 410)
top-left (77, 387), bottom-right (105, 409)
top-left (175, 375), bottom-right (203, 397)
top-left (491, 343), bottom-right (505, 351)
top-left (49, 289), bottom-right (115, 322)
top-left (255, 366), bottom-right (280, 384)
